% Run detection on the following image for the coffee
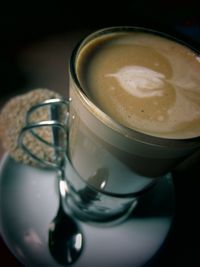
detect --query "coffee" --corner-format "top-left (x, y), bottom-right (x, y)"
top-left (76, 31), bottom-right (200, 139)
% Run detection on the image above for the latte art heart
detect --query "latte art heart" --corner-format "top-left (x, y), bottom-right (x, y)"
top-left (106, 66), bottom-right (165, 98)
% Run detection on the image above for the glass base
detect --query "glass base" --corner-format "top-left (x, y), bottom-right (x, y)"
top-left (64, 194), bottom-right (138, 226)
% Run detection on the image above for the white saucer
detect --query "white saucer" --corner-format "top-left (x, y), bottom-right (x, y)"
top-left (0, 154), bottom-right (174, 267)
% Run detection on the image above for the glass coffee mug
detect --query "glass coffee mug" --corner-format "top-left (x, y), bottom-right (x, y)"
top-left (19, 27), bottom-right (200, 223)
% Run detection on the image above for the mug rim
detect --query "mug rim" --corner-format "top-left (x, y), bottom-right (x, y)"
top-left (69, 26), bottom-right (200, 148)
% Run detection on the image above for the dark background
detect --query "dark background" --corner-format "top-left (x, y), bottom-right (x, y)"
top-left (1, 1), bottom-right (200, 266)
top-left (1, 0), bottom-right (200, 101)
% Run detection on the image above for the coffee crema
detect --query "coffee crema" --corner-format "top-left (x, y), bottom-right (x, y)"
top-left (76, 31), bottom-right (200, 139)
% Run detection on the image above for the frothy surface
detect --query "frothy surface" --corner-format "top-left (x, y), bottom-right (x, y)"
top-left (106, 66), bottom-right (165, 98)
top-left (77, 32), bottom-right (200, 139)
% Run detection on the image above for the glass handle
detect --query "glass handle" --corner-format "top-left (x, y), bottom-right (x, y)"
top-left (18, 98), bottom-right (70, 169)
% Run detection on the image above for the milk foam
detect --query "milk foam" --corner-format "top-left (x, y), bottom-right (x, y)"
top-left (106, 66), bottom-right (165, 97)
